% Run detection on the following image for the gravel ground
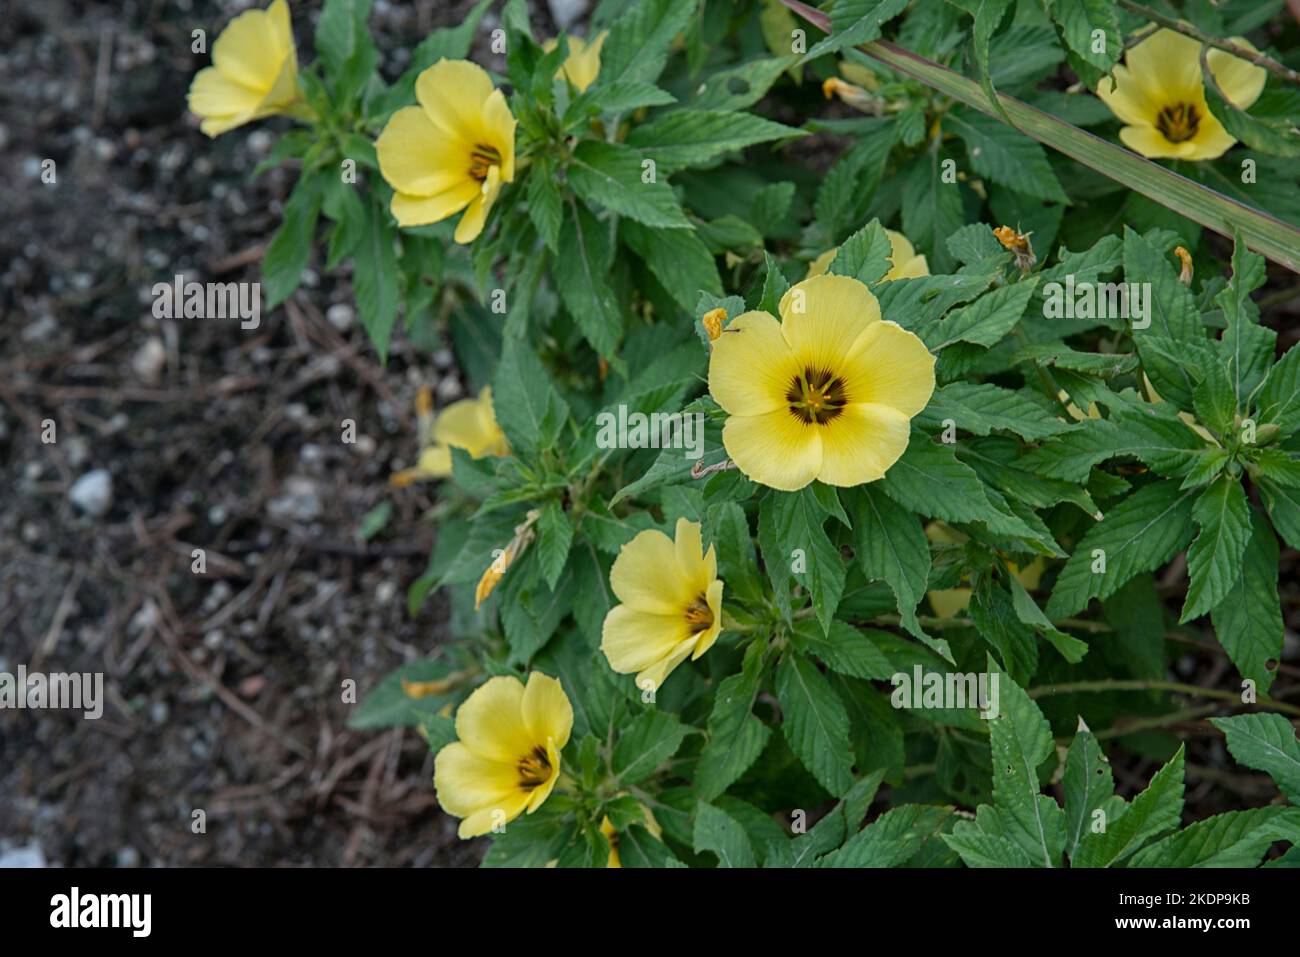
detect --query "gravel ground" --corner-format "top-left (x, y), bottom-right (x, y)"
top-left (0, 0), bottom-right (570, 868)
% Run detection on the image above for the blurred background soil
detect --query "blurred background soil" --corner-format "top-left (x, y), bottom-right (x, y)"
top-left (0, 0), bottom-right (586, 868)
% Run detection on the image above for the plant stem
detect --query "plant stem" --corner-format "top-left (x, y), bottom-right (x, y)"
top-left (1118, 1), bottom-right (1300, 86)
top-left (1029, 678), bottom-right (1300, 718)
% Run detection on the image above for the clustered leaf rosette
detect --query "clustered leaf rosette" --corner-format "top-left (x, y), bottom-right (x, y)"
top-left (1096, 27), bottom-right (1267, 161)
top-left (187, 0), bottom-right (302, 137)
top-left (708, 274), bottom-right (936, 492)
top-left (375, 59), bottom-right (517, 243)
top-left (390, 386), bottom-right (508, 486)
top-left (433, 672), bottom-right (573, 839)
top-left (601, 518), bottom-right (724, 693)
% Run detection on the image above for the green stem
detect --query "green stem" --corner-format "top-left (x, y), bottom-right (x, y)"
top-left (1028, 678), bottom-right (1300, 719)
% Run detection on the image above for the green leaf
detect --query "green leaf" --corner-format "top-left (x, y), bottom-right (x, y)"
top-left (761, 488), bottom-right (847, 634)
top-left (1129, 807), bottom-right (1300, 867)
top-left (828, 219), bottom-right (893, 286)
top-left (1074, 746), bottom-right (1185, 868)
top-left (819, 804), bottom-right (955, 867)
top-left (1203, 61), bottom-right (1300, 158)
top-left (600, 0), bottom-right (699, 86)
top-left (902, 150), bottom-right (965, 274)
top-left (1063, 718), bottom-right (1115, 862)
top-left (1181, 475), bottom-right (1250, 622)
top-left (568, 141), bottom-right (691, 228)
top-left (755, 251), bottom-right (791, 316)
top-left (776, 653), bottom-right (855, 797)
top-left (567, 80), bottom-right (676, 119)
top-left (1211, 510), bottom-right (1284, 693)
top-left (1256, 343), bottom-right (1300, 433)
top-left (928, 278), bottom-right (1038, 350)
top-left (847, 485), bottom-right (944, 657)
top-left (1259, 478), bottom-right (1300, 551)
top-left (536, 501), bottom-right (574, 591)
top-left (617, 823), bottom-right (687, 867)
top-left (623, 219), bottom-right (723, 313)
top-left (526, 156), bottom-right (563, 251)
top-left (263, 175), bottom-right (323, 310)
top-left (492, 336), bottom-right (570, 454)
top-left (802, 0), bottom-right (912, 62)
top-left (352, 198), bottom-right (399, 361)
top-left (1050, 0), bottom-right (1121, 74)
top-left (879, 431), bottom-right (1037, 540)
top-left (692, 56), bottom-right (797, 111)
top-left (347, 659), bottom-right (460, 729)
top-left (1211, 713), bottom-right (1300, 805)
top-left (1217, 233), bottom-right (1271, 410)
top-left (613, 711), bottom-right (691, 785)
top-left (693, 802), bottom-right (757, 867)
top-left (626, 109), bottom-right (804, 172)
top-left (949, 110), bottom-right (1067, 202)
top-left (554, 200), bottom-right (622, 357)
top-left (1021, 411), bottom-right (1206, 484)
top-left (1047, 480), bottom-right (1198, 618)
top-left (790, 619), bottom-right (895, 680)
top-left (985, 661), bottom-right (1066, 867)
top-left (921, 382), bottom-right (1068, 440)
top-left (695, 639), bottom-right (771, 801)
top-left (1124, 226), bottom-right (1202, 342)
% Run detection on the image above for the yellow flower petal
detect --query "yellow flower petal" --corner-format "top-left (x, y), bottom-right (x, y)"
top-left (521, 672), bottom-right (573, 751)
top-left (453, 164), bottom-right (503, 243)
top-left (1095, 64), bottom-right (1160, 127)
top-left (672, 516), bottom-right (713, 593)
top-left (1206, 42), bottom-right (1266, 110)
top-left (708, 310), bottom-right (799, 416)
top-left (559, 32), bottom-right (607, 92)
top-left (375, 106), bottom-right (476, 197)
top-left (778, 274), bottom-right (881, 372)
top-left (457, 792), bottom-right (533, 839)
top-left (805, 248), bottom-right (838, 279)
top-left (634, 637), bottom-right (699, 693)
top-left (415, 58), bottom-right (498, 144)
top-left (839, 320), bottom-right (936, 417)
top-left (609, 528), bottom-right (693, 614)
top-left (211, 0), bottom-right (292, 91)
top-left (929, 587), bottom-right (972, 619)
top-left (883, 229), bottom-right (929, 281)
top-left (1125, 28), bottom-right (1203, 100)
top-left (722, 408), bottom-right (823, 491)
top-left (691, 579), bottom-right (725, 659)
top-left (433, 741), bottom-right (521, 819)
top-left (816, 402), bottom-right (910, 486)
top-left (453, 675), bottom-right (532, 763)
top-left (601, 605), bottom-right (694, 674)
top-left (188, 67), bottom-right (266, 136)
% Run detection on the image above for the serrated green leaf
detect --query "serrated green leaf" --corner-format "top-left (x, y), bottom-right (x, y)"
top-left (1211, 510), bottom-right (1284, 692)
top-left (776, 653), bottom-right (855, 797)
top-left (1211, 713), bottom-right (1300, 804)
top-left (1074, 746), bottom-right (1185, 868)
top-left (1181, 475), bottom-right (1250, 622)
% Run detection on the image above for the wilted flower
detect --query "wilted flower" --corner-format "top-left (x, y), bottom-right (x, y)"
top-left (187, 0), bottom-right (302, 137)
top-left (434, 672), bottom-right (573, 838)
top-left (1096, 27), bottom-right (1266, 160)
top-left (708, 274), bottom-right (935, 491)
top-left (601, 518), bottom-right (723, 693)
top-left (375, 59), bottom-right (517, 242)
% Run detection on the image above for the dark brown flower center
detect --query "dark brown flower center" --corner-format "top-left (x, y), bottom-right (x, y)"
top-left (786, 366), bottom-right (848, 424)
top-left (468, 144), bottom-right (501, 181)
top-left (517, 744), bottom-right (551, 789)
top-left (685, 594), bottom-right (713, 632)
top-left (1155, 102), bottom-right (1200, 143)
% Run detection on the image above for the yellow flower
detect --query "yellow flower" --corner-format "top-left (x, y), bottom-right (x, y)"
top-left (546, 32), bottom-right (607, 92)
top-left (925, 522), bottom-right (1045, 618)
top-left (708, 274), bottom-right (935, 491)
top-left (187, 0), bottom-right (301, 137)
top-left (601, 518), bottom-right (724, 693)
top-left (1096, 27), bottom-right (1266, 161)
top-left (805, 230), bottom-right (930, 282)
top-left (375, 59), bottom-right (517, 242)
top-left (390, 386), bottom-right (508, 485)
top-left (433, 672), bottom-right (573, 839)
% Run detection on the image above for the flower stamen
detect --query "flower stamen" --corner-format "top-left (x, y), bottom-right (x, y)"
top-left (1155, 102), bottom-right (1200, 143)
top-left (786, 366), bottom-right (848, 424)
top-left (517, 744), bottom-right (552, 789)
top-left (684, 594), bottom-right (714, 632)
top-left (468, 144), bottom-right (502, 181)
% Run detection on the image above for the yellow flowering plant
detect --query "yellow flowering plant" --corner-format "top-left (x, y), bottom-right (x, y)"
top-left (192, 0), bottom-right (1300, 870)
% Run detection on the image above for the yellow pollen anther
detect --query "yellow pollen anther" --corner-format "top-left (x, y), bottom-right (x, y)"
top-left (702, 307), bottom-right (727, 341)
